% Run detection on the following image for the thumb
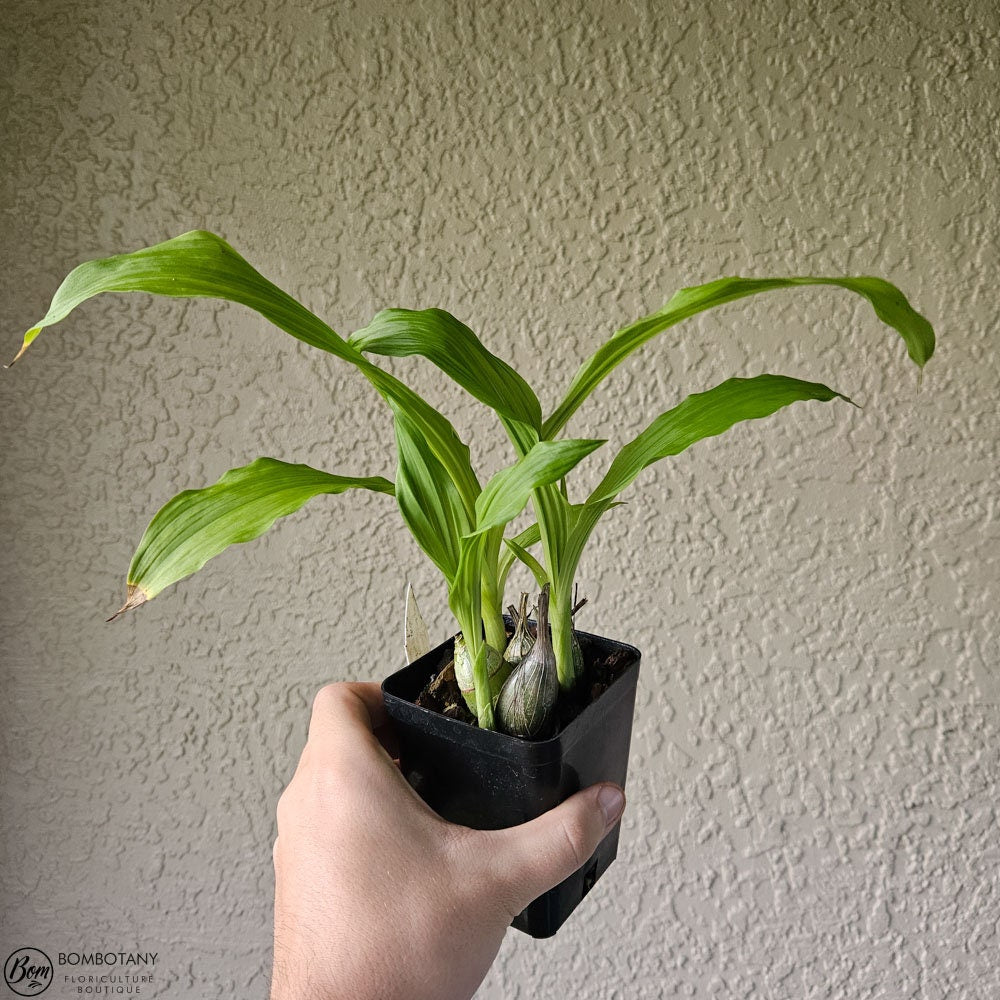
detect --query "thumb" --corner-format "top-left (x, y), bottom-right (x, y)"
top-left (489, 783), bottom-right (625, 915)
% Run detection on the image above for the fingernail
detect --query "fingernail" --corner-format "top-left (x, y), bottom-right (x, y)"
top-left (597, 784), bottom-right (625, 829)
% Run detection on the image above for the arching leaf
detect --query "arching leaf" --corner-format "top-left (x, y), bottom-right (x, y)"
top-left (13, 230), bottom-right (482, 515)
top-left (350, 308), bottom-right (542, 432)
top-left (113, 457), bottom-right (393, 618)
top-left (544, 275), bottom-right (934, 437)
top-left (473, 438), bottom-right (604, 535)
top-left (589, 374), bottom-right (852, 504)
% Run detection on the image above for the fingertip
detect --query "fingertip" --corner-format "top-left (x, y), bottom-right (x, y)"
top-left (595, 783), bottom-right (626, 832)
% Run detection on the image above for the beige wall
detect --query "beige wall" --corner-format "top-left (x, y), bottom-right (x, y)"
top-left (3, 0), bottom-right (998, 995)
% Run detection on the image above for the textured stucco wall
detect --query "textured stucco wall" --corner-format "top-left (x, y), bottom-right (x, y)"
top-left (2, 0), bottom-right (998, 996)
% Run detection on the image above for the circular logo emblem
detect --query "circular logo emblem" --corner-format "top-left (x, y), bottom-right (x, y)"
top-left (3, 949), bottom-right (52, 996)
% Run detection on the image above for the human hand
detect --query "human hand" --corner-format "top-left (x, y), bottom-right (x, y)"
top-left (270, 682), bottom-right (626, 1000)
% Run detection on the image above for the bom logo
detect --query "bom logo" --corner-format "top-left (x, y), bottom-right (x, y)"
top-left (3, 949), bottom-right (52, 996)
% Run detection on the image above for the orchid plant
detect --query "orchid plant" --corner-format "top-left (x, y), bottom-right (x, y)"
top-left (12, 231), bottom-right (935, 734)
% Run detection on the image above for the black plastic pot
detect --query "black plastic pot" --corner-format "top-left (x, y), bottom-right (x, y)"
top-left (381, 626), bottom-right (641, 938)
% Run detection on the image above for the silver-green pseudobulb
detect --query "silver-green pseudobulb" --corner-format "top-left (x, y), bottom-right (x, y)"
top-left (496, 584), bottom-right (558, 738)
top-left (503, 592), bottom-right (534, 668)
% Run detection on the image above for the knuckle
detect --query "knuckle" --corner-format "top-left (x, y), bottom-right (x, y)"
top-left (274, 786), bottom-right (295, 830)
top-left (556, 813), bottom-right (591, 870)
top-left (311, 682), bottom-right (344, 717)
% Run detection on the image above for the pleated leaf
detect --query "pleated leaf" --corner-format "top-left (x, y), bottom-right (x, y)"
top-left (448, 531), bottom-right (494, 728)
top-left (349, 308), bottom-right (542, 432)
top-left (502, 538), bottom-right (549, 589)
top-left (589, 374), bottom-right (852, 504)
top-left (560, 496), bottom-right (625, 583)
top-left (473, 438), bottom-right (605, 534)
top-left (531, 481), bottom-right (572, 578)
top-left (497, 522), bottom-right (541, 594)
top-left (11, 230), bottom-right (354, 365)
top-left (393, 408), bottom-right (473, 582)
top-left (113, 458), bottom-right (394, 618)
top-left (13, 230), bottom-right (483, 516)
top-left (544, 275), bottom-right (934, 437)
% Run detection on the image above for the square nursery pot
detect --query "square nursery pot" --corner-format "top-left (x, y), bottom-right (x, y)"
top-left (381, 626), bottom-right (641, 938)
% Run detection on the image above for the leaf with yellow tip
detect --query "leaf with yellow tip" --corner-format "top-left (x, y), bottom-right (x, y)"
top-left (110, 457), bottom-right (393, 619)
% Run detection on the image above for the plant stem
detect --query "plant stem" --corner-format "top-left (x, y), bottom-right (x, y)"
top-left (480, 529), bottom-right (509, 654)
top-left (482, 599), bottom-right (508, 657)
top-left (549, 582), bottom-right (579, 691)
top-left (469, 639), bottom-right (496, 730)
top-left (531, 484), bottom-right (579, 690)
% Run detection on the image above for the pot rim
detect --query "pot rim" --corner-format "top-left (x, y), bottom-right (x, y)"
top-left (382, 626), bottom-right (641, 764)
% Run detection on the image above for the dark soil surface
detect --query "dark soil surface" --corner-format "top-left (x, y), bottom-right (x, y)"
top-left (414, 626), bottom-right (633, 738)
top-left (414, 656), bottom-right (477, 725)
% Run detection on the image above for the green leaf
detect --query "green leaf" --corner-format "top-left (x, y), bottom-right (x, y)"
top-left (590, 374), bottom-right (852, 504)
top-left (560, 496), bottom-right (624, 582)
top-left (13, 230), bottom-right (483, 516)
top-left (544, 275), bottom-right (935, 438)
top-left (113, 457), bottom-right (394, 618)
top-left (447, 531), bottom-right (496, 728)
top-left (502, 538), bottom-right (549, 589)
top-left (379, 383), bottom-right (481, 521)
top-left (532, 489), bottom-right (624, 689)
top-left (12, 230), bottom-right (488, 653)
top-left (11, 230), bottom-right (354, 365)
top-left (532, 482), bottom-right (571, 576)
top-left (393, 408), bottom-right (473, 581)
top-left (536, 491), bottom-right (624, 597)
top-left (473, 438), bottom-right (604, 535)
top-left (497, 522), bottom-right (541, 595)
top-left (349, 308), bottom-right (542, 432)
